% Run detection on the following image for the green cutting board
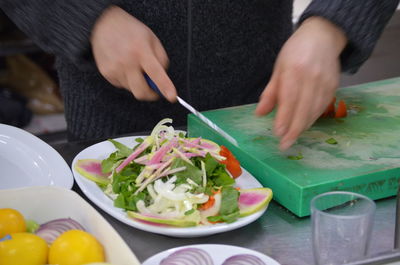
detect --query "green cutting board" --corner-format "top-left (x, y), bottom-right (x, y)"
top-left (188, 77), bottom-right (400, 217)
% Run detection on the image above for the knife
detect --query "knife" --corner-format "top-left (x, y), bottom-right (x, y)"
top-left (144, 74), bottom-right (238, 146)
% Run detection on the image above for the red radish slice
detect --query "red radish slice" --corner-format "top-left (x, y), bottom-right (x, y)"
top-left (127, 211), bottom-right (197, 227)
top-left (160, 248), bottom-right (214, 265)
top-left (74, 159), bottom-right (110, 185)
top-left (116, 140), bottom-right (151, 172)
top-left (238, 188), bottom-right (273, 217)
top-left (148, 138), bottom-right (178, 165)
top-left (35, 218), bottom-right (85, 245)
top-left (222, 254), bottom-right (266, 265)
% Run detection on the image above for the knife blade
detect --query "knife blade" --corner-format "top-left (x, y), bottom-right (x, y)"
top-left (176, 96), bottom-right (238, 146)
top-left (144, 74), bottom-right (238, 146)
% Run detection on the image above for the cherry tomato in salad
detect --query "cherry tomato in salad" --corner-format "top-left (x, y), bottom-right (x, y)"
top-left (219, 146), bottom-right (242, 178)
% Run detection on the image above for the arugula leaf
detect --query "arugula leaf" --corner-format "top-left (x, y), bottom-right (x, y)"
top-left (207, 212), bottom-right (240, 224)
top-left (114, 194), bottom-right (126, 209)
top-left (135, 137), bottom-right (144, 144)
top-left (207, 215), bottom-right (223, 222)
top-left (204, 185), bottom-right (214, 196)
top-left (120, 163), bottom-right (142, 177)
top-left (109, 139), bottom-right (132, 157)
top-left (126, 192), bottom-right (148, 211)
top-left (207, 186), bottom-right (240, 223)
top-left (96, 182), bottom-right (108, 191)
top-left (204, 153), bottom-right (219, 176)
top-left (219, 186), bottom-right (240, 216)
top-left (112, 166), bottom-right (140, 194)
top-left (101, 139), bottom-right (135, 173)
top-left (211, 165), bottom-right (235, 187)
top-left (101, 151), bottom-right (124, 173)
top-left (222, 212), bottom-right (241, 223)
top-left (184, 209), bottom-right (195, 216)
top-left (114, 186), bottom-right (149, 211)
top-left (172, 158), bottom-right (203, 186)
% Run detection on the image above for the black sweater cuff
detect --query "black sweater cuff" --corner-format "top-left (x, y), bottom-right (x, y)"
top-left (299, 0), bottom-right (399, 73)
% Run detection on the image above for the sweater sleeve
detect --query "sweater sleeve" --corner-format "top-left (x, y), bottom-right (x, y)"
top-left (298, 0), bottom-right (399, 73)
top-left (0, 0), bottom-right (116, 69)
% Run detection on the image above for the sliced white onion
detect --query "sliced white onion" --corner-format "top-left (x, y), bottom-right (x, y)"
top-left (35, 218), bottom-right (85, 245)
top-left (160, 248), bottom-right (214, 265)
top-left (222, 254), bottom-right (266, 265)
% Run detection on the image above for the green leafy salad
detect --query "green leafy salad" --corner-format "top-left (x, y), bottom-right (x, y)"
top-left (75, 119), bottom-right (272, 227)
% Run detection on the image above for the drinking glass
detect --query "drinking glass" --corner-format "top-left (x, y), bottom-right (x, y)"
top-left (311, 191), bottom-right (376, 265)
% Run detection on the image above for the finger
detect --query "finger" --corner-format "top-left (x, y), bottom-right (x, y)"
top-left (273, 72), bottom-right (300, 137)
top-left (152, 39), bottom-right (169, 69)
top-left (279, 78), bottom-right (315, 150)
top-left (306, 84), bottom-right (336, 129)
top-left (255, 74), bottom-right (279, 116)
top-left (306, 93), bottom-right (330, 130)
top-left (107, 77), bottom-right (123, 88)
top-left (142, 55), bottom-right (177, 102)
top-left (99, 67), bottom-right (126, 89)
top-left (112, 70), bottom-right (130, 89)
top-left (127, 69), bottom-right (159, 101)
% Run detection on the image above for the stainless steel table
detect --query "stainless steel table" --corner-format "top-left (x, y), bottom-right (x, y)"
top-left (52, 138), bottom-right (397, 265)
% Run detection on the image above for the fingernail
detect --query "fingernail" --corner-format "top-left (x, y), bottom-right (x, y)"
top-left (167, 91), bottom-right (177, 102)
top-left (280, 139), bottom-right (295, 151)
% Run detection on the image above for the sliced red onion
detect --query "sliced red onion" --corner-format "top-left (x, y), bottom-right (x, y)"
top-left (222, 254), bottom-right (266, 265)
top-left (35, 218), bottom-right (85, 245)
top-left (160, 248), bottom-right (214, 265)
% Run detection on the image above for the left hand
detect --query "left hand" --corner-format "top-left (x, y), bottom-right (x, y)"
top-left (255, 17), bottom-right (347, 151)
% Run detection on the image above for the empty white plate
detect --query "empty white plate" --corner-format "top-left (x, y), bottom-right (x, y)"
top-left (0, 123), bottom-right (73, 190)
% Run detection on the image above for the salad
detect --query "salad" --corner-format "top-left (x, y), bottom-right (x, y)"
top-left (75, 119), bottom-right (272, 227)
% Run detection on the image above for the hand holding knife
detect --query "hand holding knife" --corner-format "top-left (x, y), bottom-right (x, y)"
top-left (144, 74), bottom-right (238, 146)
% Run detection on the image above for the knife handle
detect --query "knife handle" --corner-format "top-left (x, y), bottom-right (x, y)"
top-left (144, 73), bottom-right (164, 98)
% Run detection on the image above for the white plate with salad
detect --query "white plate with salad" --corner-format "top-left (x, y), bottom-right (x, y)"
top-left (142, 244), bottom-right (281, 265)
top-left (72, 119), bottom-right (272, 237)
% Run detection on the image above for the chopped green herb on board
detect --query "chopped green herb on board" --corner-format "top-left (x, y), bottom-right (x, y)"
top-left (287, 152), bottom-right (303, 160)
top-left (325, 138), bottom-right (338, 145)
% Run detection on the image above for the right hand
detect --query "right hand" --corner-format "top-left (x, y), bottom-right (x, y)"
top-left (91, 5), bottom-right (177, 102)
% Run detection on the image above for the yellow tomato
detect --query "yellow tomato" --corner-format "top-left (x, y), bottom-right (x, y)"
top-left (0, 208), bottom-right (26, 238)
top-left (0, 232), bottom-right (48, 265)
top-left (49, 229), bottom-right (105, 265)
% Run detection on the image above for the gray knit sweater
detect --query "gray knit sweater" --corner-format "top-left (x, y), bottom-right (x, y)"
top-left (1, 0), bottom-right (398, 140)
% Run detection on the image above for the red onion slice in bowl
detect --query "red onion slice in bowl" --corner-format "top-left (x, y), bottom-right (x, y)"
top-left (160, 247), bottom-right (214, 265)
top-left (35, 218), bottom-right (85, 244)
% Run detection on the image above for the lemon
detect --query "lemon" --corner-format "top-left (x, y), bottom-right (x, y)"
top-left (0, 208), bottom-right (26, 238)
top-left (49, 229), bottom-right (105, 265)
top-left (84, 263), bottom-right (113, 265)
top-left (0, 232), bottom-right (48, 265)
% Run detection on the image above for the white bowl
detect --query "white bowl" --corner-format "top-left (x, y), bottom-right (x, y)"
top-left (0, 186), bottom-right (140, 265)
top-left (0, 123), bottom-right (73, 190)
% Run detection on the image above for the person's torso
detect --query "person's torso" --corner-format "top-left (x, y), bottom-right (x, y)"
top-left (58, 0), bottom-right (293, 139)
